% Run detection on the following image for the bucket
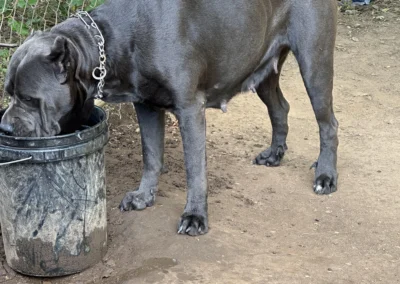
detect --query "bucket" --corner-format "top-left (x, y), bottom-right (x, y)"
top-left (0, 106), bottom-right (109, 277)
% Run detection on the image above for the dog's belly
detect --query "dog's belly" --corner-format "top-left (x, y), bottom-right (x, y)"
top-left (185, 2), bottom-right (291, 110)
top-left (205, 86), bottom-right (241, 110)
top-left (203, 33), bottom-right (290, 111)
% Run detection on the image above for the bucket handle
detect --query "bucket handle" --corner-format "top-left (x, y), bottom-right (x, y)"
top-left (0, 156), bottom-right (33, 166)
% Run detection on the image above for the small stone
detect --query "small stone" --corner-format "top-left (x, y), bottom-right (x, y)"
top-left (106, 259), bottom-right (116, 267)
top-left (351, 37), bottom-right (359, 42)
top-left (345, 10), bottom-right (356, 15)
top-left (102, 267), bottom-right (114, 278)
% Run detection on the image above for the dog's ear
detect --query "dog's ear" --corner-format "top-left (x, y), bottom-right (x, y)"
top-left (48, 36), bottom-right (71, 83)
top-left (24, 30), bottom-right (41, 42)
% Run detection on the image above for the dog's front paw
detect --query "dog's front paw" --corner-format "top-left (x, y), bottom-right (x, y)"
top-left (313, 173), bottom-right (337, 195)
top-left (119, 188), bottom-right (156, 211)
top-left (254, 145), bottom-right (287, 166)
top-left (311, 162), bottom-right (338, 195)
top-left (177, 212), bottom-right (208, 236)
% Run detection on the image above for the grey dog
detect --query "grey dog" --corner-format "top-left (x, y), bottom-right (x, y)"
top-left (0, 0), bottom-right (339, 236)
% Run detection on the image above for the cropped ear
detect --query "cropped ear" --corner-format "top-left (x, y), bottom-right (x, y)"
top-left (48, 36), bottom-right (71, 83)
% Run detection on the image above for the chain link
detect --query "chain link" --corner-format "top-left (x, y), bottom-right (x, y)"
top-left (73, 11), bottom-right (106, 99)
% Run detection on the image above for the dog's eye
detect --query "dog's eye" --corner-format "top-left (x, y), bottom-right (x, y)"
top-left (20, 96), bottom-right (32, 102)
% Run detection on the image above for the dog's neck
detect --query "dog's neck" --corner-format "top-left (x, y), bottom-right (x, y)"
top-left (52, 11), bottom-right (141, 104)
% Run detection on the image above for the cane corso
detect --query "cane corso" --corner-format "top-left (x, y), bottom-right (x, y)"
top-left (0, 0), bottom-right (339, 236)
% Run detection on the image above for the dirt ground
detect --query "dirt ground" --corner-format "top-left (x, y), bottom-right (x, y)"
top-left (1, 2), bottom-right (400, 284)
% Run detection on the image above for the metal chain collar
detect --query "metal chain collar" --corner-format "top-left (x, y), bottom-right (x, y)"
top-left (74, 11), bottom-right (106, 99)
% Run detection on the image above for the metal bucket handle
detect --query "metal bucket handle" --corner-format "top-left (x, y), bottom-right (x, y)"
top-left (0, 156), bottom-right (33, 166)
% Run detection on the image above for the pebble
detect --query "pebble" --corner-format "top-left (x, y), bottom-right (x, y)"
top-left (102, 267), bottom-right (114, 278)
top-left (345, 10), bottom-right (356, 15)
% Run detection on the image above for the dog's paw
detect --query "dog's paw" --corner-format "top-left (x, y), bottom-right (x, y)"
top-left (119, 188), bottom-right (155, 211)
top-left (254, 145), bottom-right (287, 166)
top-left (177, 212), bottom-right (208, 236)
top-left (313, 173), bottom-right (338, 195)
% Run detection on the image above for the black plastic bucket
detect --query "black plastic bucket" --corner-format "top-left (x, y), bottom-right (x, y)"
top-left (0, 106), bottom-right (109, 277)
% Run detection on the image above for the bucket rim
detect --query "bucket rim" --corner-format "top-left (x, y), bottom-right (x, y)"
top-left (0, 106), bottom-right (107, 142)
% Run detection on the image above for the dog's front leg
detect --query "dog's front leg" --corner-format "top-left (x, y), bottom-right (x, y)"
top-left (119, 103), bottom-right (165, 211)
top-left (176, 95), bottom-right (208, 236)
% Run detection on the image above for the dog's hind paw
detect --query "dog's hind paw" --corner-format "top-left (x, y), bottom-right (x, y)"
top-left (177, 212), bottom-right (208, 236)
top-left (313, 173), bottom-right (337, 195)
top-left (254, 145), bottom-right (287, 167)
top-left (119, 188), bottom-right (155, 211)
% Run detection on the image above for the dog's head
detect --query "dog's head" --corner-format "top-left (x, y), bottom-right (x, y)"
top-left (0, 32), bottom-right (94, 137)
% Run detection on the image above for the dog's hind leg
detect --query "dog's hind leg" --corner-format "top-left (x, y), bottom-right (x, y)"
top-left (290, 1), bottom-right (339, 195)
top-left (254, 49), bottom-right (290, 167)
top-left (119, 103), bottom-right (165, 210)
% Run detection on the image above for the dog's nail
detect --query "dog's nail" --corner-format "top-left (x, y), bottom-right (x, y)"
top-left (185, 227), bottom-right (191, 233)
top-left (178, 226), bottom-right (184, 234)
top-left (220, 100), bottom-right (228, 113)
top-left (250, 87), bottom-right (256, 93)
top-left (315, 185), bottom-right (323, 193)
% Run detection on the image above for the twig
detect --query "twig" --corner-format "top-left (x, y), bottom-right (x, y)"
top-left (0, 43), bottom-right (18, 48)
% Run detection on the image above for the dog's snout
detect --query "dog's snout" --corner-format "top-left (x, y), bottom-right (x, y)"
top-left (0, 123), bottom-right (14, 135)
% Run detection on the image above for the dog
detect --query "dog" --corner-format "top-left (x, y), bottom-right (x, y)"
top-left (0, 0), bottom-right (339, 236)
